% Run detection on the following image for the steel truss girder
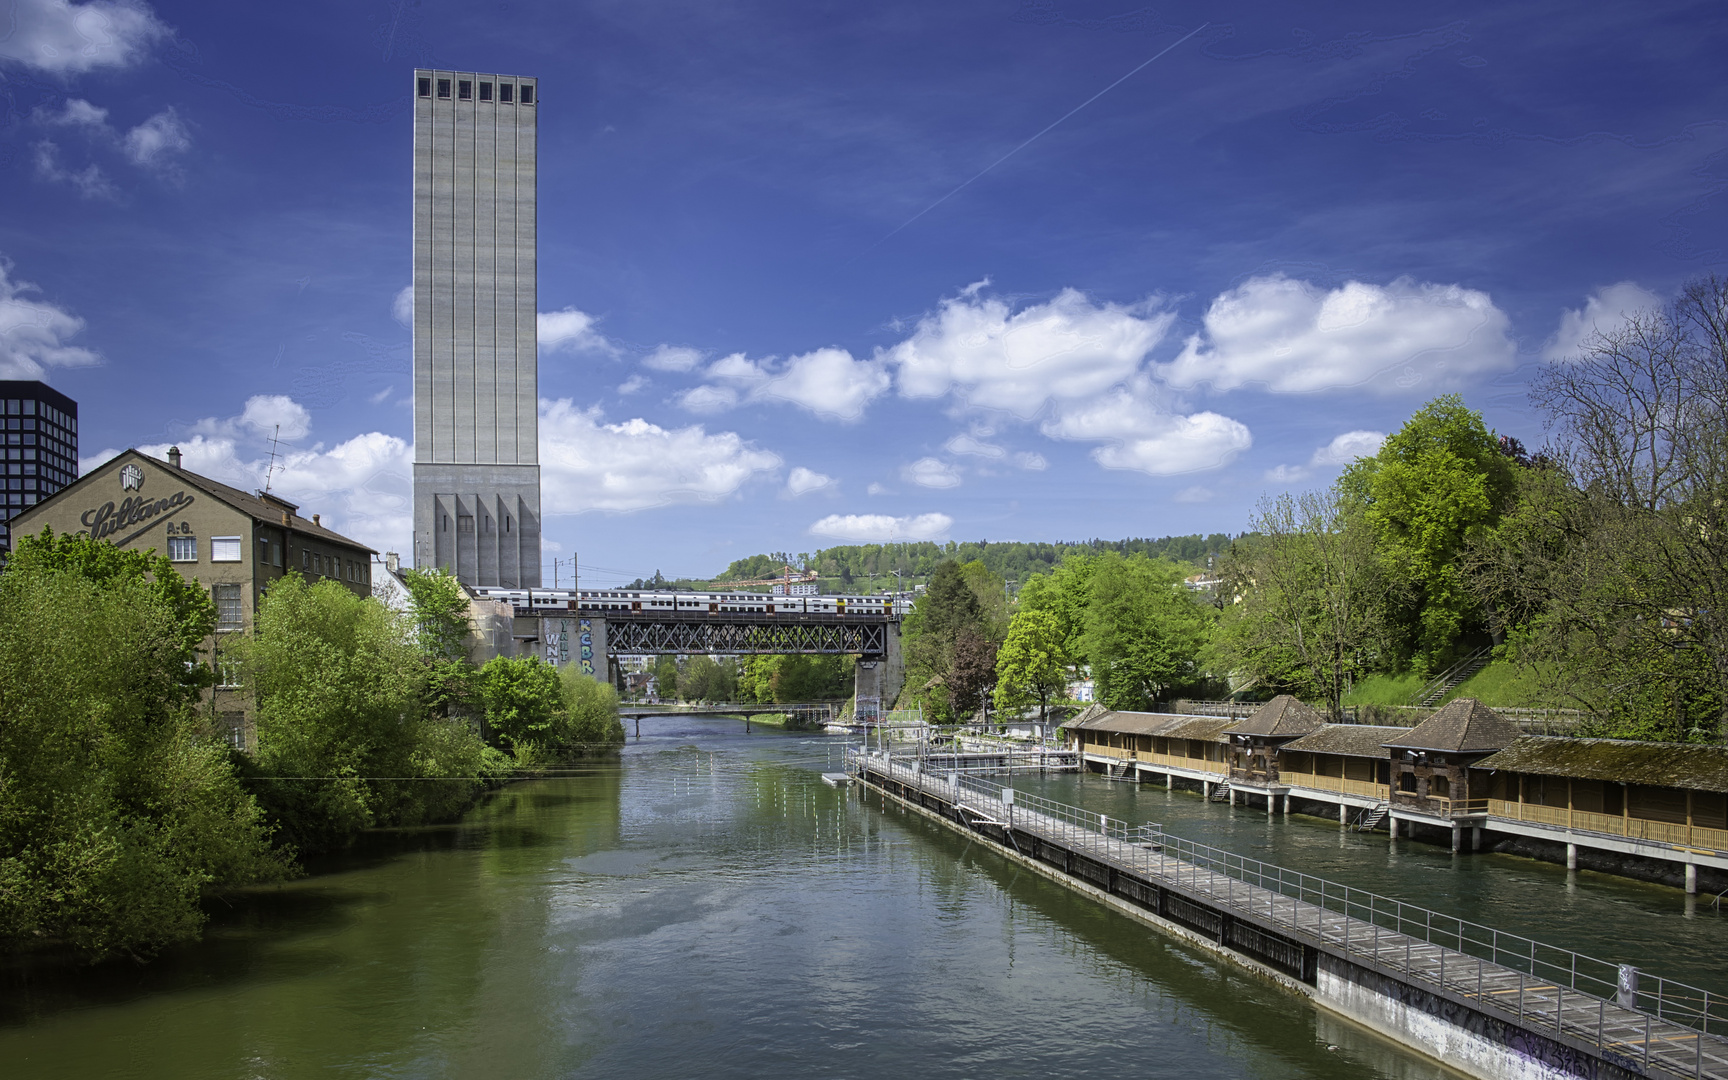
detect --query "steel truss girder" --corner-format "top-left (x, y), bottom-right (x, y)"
top-left (596, 613), bottom-right (887, 656)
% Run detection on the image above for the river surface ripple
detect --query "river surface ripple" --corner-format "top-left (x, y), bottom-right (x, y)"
top-left (3, 717), bottom-right (1720, 1079)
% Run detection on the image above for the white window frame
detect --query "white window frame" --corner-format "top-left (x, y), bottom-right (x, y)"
top-left (167, 535), bottom-right (198, 562)
top-left (211, 536), bottom-right (242, 562)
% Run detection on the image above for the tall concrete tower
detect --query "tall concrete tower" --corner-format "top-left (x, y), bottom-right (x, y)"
top-left (411, 69), bottom-right (542, 587)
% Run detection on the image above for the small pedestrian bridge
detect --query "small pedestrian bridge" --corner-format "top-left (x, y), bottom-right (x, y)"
top-left (849, 749), bottom-right (1728, 1080)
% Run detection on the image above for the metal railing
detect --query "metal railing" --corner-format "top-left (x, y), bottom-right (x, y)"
top-left (849, 748), bottom-right (1728, 1078)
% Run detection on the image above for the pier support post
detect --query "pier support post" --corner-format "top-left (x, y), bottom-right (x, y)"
top-left (1229, 788), bottom-right (1237, 807)
top-left (1202, 781), bottom-right (1210, 799)
top-left (1166, 772), bottom-right (1172, 791)
top-left (1283, 794), bottom-right (1290, 817)
top-left (1451, 825), bottom-right (1461, 853)
top-left (1472, 825), bottom-right (1481, 852)
top-left (1566, 843), bottom-right (1577, 870)
top-left (1339, 802), bottom-right (1347, 824)
top-left (1389, 817), bottom-right (1398, 840)
top-left (1686, 862), bottom-right (1698, 894)
top-left (1266, 794), bottom-right (1272, 818)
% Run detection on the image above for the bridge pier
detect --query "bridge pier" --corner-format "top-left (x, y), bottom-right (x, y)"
top-left (854, 626), bottom-right (904, 720)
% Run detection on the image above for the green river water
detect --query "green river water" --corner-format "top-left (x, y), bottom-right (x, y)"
top-left (3, 716), bottom-right (1721, 1079)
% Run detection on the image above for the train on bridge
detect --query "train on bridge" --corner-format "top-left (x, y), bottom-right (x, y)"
top-left (471, 587), bottom-right (912, 619)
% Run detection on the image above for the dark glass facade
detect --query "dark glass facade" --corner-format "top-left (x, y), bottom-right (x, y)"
top-left (0, 381), bottom-right (79, 554)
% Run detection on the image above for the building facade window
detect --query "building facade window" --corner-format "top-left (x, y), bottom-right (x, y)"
top-left (458, 79), bottom-right (472, 99)
top-left (211, 536), bottom-right (242, 562)
top-left (520, 84), bottom-right (534, 104)
top-left (168, 535), bottom-right (197, 562)
top-left (418, 77), bottom-right (431, 97)
top-left (500, 83), bottom-right (513, 103)
top-left (479, 81), bottom-right (492, 101)
top-left (437, 78), bottom-right (450, 98)
top-left (214, 583), bottom-right (243, 631)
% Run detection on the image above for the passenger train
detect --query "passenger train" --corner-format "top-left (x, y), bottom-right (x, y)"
top-left (471, 587), bottom-right (912, 618)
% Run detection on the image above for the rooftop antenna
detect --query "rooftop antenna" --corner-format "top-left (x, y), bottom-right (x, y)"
top-left (263, 425), bottom-right (282, 493)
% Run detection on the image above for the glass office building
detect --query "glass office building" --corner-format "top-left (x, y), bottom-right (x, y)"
top-left (0, 381), bottom-right (79, 554)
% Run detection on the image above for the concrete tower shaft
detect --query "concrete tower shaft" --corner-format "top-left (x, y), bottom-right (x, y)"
top-left (411, 69), bottom-right (542, 587)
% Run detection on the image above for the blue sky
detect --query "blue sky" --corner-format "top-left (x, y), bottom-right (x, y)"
top-left (2, 0), bottom-right (1724, 585)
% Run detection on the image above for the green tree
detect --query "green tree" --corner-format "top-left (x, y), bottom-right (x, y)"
top-left (903, 560), bottom-right (1002, 721)
top-left (1344, 395), bottom-right (1514, 672)
top-left (1080, 553), bottom-right (1211, 711)
top-left (239, 575), bottom-right (499, 852)
top-left (992, 608), bottom-right (1069, 722)
top-left (653, 655), bottom-right (679, 701)
top-left (7, 526), bottom-right (217, 700)
top-left (477, 655), bottom-right (565, 751)
top-left (558, 669), bottom-right (626, 746)
top-left (0, 543), bottom-right (287, 959)
top-left (1213, 489), bottom-right (1399, 719)
top-left (401, 567), bottom-right (476, 716)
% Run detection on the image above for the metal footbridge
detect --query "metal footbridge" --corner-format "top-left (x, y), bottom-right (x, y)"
top-left (851, 749), bottom-right (1728, 1080)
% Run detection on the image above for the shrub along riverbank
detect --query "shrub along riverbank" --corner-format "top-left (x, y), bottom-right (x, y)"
top-left (0, 534), bottom-right (623, 962)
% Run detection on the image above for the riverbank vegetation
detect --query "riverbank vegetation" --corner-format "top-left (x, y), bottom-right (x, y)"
top-left (917, 277), bottom-right (1728, 743)
top-left (0, 548), bottom-right (622, 961)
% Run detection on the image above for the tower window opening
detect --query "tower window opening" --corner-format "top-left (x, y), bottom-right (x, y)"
top-left (479, 82), bottom-right (492, 101)
top-left (499, 83), bottom-right (513, 104)
top-left (520, 84), bottom-right (534, 105)
top-left (436, 79), bottom-right (450, 99)
top-left (418, 77), bottom-right (431, 97)
top-left (458, 80), bottom-right (472, 100)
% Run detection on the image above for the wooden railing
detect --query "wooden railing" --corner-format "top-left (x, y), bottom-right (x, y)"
top-left (1285, 772), bottom-right (1389, 800)
top-left (1487, 800), bottom-right (1728, 853)
top-left (1391, 794), bottom-right (1489, 818)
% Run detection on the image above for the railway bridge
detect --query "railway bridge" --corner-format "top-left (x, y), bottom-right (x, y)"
top-left (474, 587), bottom-right (906, 720)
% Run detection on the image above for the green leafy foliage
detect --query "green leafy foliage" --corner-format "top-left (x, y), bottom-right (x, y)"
top-left (740, 654), bottom-right (853, 703)
top-left (1344, 395), bottom-right (1514, 673)
top-left (0, 539), bottom-right (287, 959)
top-left (237, 575), bottom-right (502, 853)
top-left (400, 567), bottom-right (475, 715)
top-left (558, 669), bottom-right (626, 746)
top-left (992, 608), bottom-right (1069, 720)
top-left (902, 560), bottom-right (1006, 721)
top-left (1078, 553), bottom-right (1213, 711)
top-left (478, 655), bottom-right (565, 749)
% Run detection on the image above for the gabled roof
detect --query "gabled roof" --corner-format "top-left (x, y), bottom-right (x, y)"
top-left (1282, 723), bottom-right (1411, 758)
top-left (1473, 736), bottom-right (1728, 794)
top-left (1224, 694), bottom-right (1324, 738)
top-left (1382, 697), bottom-right (1518, 753)
top-left (1060, 709), bottom-right (1234, 742)
top-left (35, 449), bottom-right (376, 553)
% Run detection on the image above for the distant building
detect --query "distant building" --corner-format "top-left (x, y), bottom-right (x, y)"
top-left (10, 446), bottom-right (375, 748)
top-left (1068, 677), bottom-right (1095, 703)
top-left (771, 580), bottom-right (819, 596)
top-left (0, 380), bottom-right (78, 554)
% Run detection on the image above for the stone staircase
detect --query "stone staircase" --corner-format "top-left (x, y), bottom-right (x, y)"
top-left (1410, 647), bottom-right (1493, 707)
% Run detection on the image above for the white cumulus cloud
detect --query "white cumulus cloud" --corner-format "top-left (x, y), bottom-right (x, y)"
top-left (121, 107), bottom-right (189, 169)
top-left (1542, 282), bottom-right (1664, 362)
top-left (1161, 275), bottom-right (1515, 393)
top-left (1041, 375), bottom-right (1252, 475)
top-left (808, 512), bottom-right (953, 542)
top-left (1014, 451), bottom-right (1047, 471)
top-left (538, 398), bottom-right (781, 513)
top-left (391, 284), bottom-right (414, 327)
top-left (944, 433), bottom-right (1006, 458)
top-left (888, 287), bottom-right (1173, 417)
top-left (903, 457), bottom-right (962, 489)
top-left (39, 98), bottom-right (110, 128)
top-left (32, 141), bottom-right (116, 199)
top-left (0, 0), bottom-right (170, 74)
top-left (538, 308), bottom-right (616, 355)
top-left (1089, 412), bottom-right (1253, 475)
top-left (617, 374), bottom-right (648, 395)
top-left (786, 466), bottom-right (834, 497)
top-left (642, 344), bottom-right (704, 372)
top-left (1310, 429), bottom-right (1386, 466)
top-left (681, 347), bottom-right (889, 421)
top-left (0, 259), bottom-right (102, 378)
